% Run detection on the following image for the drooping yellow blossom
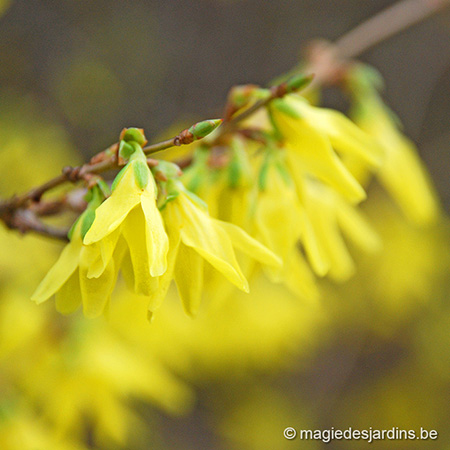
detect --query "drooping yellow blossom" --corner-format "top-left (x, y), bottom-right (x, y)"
top-left (346, 65), bottom-right (439, 224)
top-left (270, 94), bottom-right (383, 203)
top-left (301, 179), bottom-right (381, 282)
top-left (150, 182), bottom-right (281, 316)
top-left (83, 144), bottom-right (169, 296)
top-left (21, 320), bottom-right (193, 445)
top-left (181, 138), bottom-right (257, 230)
top-left (0, 402), bottom-right (89, 450)
top-left (31, 189), bottom-right (119, 318)
top-left (253, 153), bottom-right (319, 300)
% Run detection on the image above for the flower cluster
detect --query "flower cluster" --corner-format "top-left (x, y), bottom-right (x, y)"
top-left (32, 66), bottom-right (440, 320)
top-left (32, 129), bottom-right (281, 317)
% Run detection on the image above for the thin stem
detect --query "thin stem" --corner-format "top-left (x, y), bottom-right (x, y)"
top-left (335, 0), bottom-right (450, 59)
top-left (143, 138), bottom-right (177, 155)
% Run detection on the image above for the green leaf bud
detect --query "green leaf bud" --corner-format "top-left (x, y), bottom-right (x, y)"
top-left (120, 127), bottom-right (147, 146)
top-left (188, 119), bottom-right (223, 140)
top-left (285, 74), bottom-right (314, 93)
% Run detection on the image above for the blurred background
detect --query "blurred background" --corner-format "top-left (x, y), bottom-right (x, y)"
top-left (1, 1), bottom-right (450, 449)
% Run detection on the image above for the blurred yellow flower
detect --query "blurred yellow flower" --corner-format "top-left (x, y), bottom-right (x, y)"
top-left (271, 94), bottom-right (382, 203)
top-left (346, 65), bottom-right (439, 225)
top-left (253, 156), bottom-right (318, 300)
top-left (301, 180), bottom-right (381, 282)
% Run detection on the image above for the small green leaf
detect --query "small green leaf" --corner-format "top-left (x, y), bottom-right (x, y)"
top-left (133, 160), bottom-right (150, 189)
top-left (272, 99), bottom-right (302, 119)
top-left (80, 209), bottom-right (96, 239)
top-left (118, 140), bottom-right (136, 160)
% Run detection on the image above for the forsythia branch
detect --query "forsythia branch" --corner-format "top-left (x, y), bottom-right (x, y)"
top-left (0, 0), bottom-right (447, 241)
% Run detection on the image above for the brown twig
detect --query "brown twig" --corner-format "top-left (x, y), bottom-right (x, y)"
top-left (0, 121), bottom-right (220, 239)
top-left (334, 0), bottom-right (450, 59)
top-left (2, 209), bottom-right (69, 241)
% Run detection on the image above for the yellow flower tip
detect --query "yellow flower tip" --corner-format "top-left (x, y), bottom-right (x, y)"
top-left (150, 257), bottom-right (167, 277)
top-left (30, 292), bottom-right (47, 305)
top-left (31, 234), bottom-right (82, 307)
top-left (182, 303), bottom-right (199, 318)
top-left (269, 254), bottom-right (283, 269)
top-left (82, 305), bottom-right (104, 319)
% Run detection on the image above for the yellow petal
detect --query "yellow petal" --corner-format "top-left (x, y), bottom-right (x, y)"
top-left (122, 206), bottom-right (159, 296)
top-left (87, 227), bottom-right (121, 278)
top-left (282, 250), bottom-right (319, 302)
top-left (300, 209), bottom-right (329, 277)
top-left (140, 193), bottom-right (169, 276)
top-left (83, 165), bottom-right (140, 245)
top-left (31, 237), bottom-right (82, 304)
top-left (147, 232), bottom-right (180, 313)
top-left (174, 243), bottom-right (204, 316)
top-left (119, 248), bottom-right (137, 292)
top-left (79, 246), bottom-right (117, 318)
top-left (177, 194), bottom-right (249, 292)
top-left (55, 269), bottom-right (82, 314)
top-left (351, 92), bottom-right (439, 225)
top-left (336, 196), bottom-right (381, 253)
top-left (307, 190), bottom-right (355, 281)
top-left (299, 101), bottom-right (383, 166)
top-left (283, 121), bottom-right (366, 203)
top-left (218, 220), bottom-right (282, 268)
top-left (254, 170), bottom-right (302, 265)
top-left (378, 134), bottom-right (439, 225)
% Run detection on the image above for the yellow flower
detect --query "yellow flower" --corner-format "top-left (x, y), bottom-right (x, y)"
top-left (347, 66), bottom-right (439, 224)
top-left (151, 185), bottom-right (281, 316)
top-left (31, 208), bottom-right (118, 318)
top-left (254, 155), bottom-right (318, 300)
top-left (301, 179), bottom-right (381, 282)
top-left (270, 94), bottom-right (382, 203)
top-left (22, 321), bottom-right (193, 445)
top-left (83, 146), bottom-right (169, 296)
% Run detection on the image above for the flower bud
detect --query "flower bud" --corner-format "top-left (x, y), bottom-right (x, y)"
top-left (120, 127), bottom-right (147, 146)
top-left (188, 119), bottom-right (223, 140)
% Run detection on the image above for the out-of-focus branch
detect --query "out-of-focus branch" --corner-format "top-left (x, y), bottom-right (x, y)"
top-left (335, 0), bottom-right (450, 59)
top-left (305, 0), bottom-right (450, 86)
top-left (2, 208), bottom-right (70, 241)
